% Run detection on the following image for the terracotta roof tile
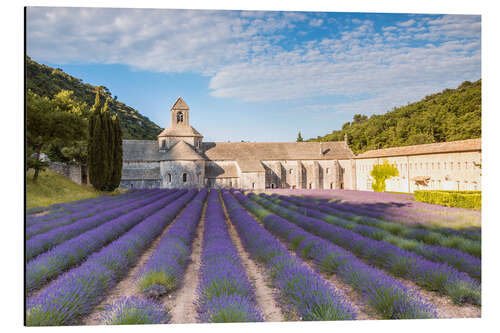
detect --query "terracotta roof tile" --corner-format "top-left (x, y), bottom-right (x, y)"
top-left (205, 162), bottom-right (239, 178)
top-left (236, 160), bottom-right (265, 172)
top-left (202, 141), bottom-right (355, 161)
top-left (164, 141), bottom-right (204, 161)
top-left (356, 138), bottom-right (481, 159)
top-left (171, 97), bottom-right (189, 110)
top-left (157, 125), bottom-right (203, 138)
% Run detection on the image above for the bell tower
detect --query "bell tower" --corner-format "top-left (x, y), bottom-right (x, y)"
top-left (171, 97), bottom-right (190, 127)
top-left (157, 97), bottom-right (203, 152)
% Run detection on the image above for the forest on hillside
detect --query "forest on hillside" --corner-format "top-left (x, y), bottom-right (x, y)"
top-left (26, 56), bottom-right (162, 140)
top-left (308, 80), bottom-right (481, 154)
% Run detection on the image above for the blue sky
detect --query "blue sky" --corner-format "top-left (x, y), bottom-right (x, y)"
top-left (26, 8), bottom-right (481, 142)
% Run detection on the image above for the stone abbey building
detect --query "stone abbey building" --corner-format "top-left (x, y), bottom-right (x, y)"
top-left (121, 98), bottom-right (481, 192)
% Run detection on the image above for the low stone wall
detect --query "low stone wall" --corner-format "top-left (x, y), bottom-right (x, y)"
top-left (48, 162), bottom-right (86, 185)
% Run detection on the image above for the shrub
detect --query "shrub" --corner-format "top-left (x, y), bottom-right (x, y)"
top-left (414, 190), bottom-right (481, 210)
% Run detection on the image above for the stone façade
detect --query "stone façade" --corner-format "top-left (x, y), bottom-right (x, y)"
top-left (120, 97), bottom-right (481, 192)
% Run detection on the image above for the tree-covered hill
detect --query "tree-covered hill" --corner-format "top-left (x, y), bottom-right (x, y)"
top-left (308, 80), bottom-right (481, 154)
top-left (26, 56), bottom-right (162, 140)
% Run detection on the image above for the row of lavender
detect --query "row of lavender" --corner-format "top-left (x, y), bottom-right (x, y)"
top-left (270, 194), bottom-right (481, 281)
top-left (26, 189), bottom-right (163, 239)
top-left (26, 190), bottom-right (198, 326)
top-left (248, 193), bottom-right (480, 306)
top-left (196, 191), bottom-right (263, 322)
top-left (222, 190), bottom-right (357, 321)
top-left (230, 191), bottom-right (436, 319)
top-left (313, 195), bottom-right (481, 241)
top-left (26, 190), bottom-right (137, 226)
top-left (294, 195), bottom-right (480, 255)
top-left (27, 190), bottom-right (186, 293)
top-left (26, 190), bottom-right (172, 261)
top-left (99, 189), bottom-right (209, 325)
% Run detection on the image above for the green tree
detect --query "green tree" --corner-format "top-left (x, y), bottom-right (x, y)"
top-left (88, 91), bottom-right (105, 189)
top-left (26, 90), bottom-right (87, 182)
top-left (109, 114), bottom-right (123, 190)
top-left (297, 131), bottom-right (303, 142)
top-left (370, 160), bottom-right (399, 192)
top-left (87, 94), bottom-right (122, 191)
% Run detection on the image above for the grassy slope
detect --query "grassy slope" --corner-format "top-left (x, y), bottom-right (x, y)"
top-left (26, 169), bottom-right (122, 210)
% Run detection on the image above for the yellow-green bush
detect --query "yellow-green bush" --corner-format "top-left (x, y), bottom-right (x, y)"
top-left (414, 190), bottom-right (481, 210)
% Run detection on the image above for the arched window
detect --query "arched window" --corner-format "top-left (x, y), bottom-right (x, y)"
top-left (176, 111), bottom-right (183, 123)
top-left (168, 173), bottom-right (172, 183)
top-left (271, 183), bottom-right (275, 189)
top-left (183, 173), bottom-right (187, 182)
top-left (162, 140), bottom-right (166, 149)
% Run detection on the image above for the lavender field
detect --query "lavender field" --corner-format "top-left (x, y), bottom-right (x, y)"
top-left (25, 188), bottom-right (481, 326)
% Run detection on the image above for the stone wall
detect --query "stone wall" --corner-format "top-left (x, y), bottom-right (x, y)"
top-left (240, 171), bottom-right (265, 189)
top-left (48, 162), bottom-right (86, 185)
top-left (160, 160), bottom-right (205, 189)
top-left (206, 177), bottom-right (240, 189)
top-left (355, 151), bottom-right (482, 193)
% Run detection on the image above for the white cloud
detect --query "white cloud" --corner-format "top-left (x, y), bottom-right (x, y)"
top-left (309, 18), bottom-right (323, 27)
top-left (27, 9), bottom-right (480, 117)
top-left (398, 19), bottom-right (415, 27)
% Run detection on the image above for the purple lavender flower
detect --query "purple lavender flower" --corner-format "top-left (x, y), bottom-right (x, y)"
top-left (99, 296), bottom-right (170, 325)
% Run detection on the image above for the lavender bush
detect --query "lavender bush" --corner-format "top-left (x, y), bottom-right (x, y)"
top-left (270, 194), bottom-right (480, 281)
top-left (232, 191), bottom-right (436, 319)
top-left (248, 193), bottom-right (480, 306)
top-left (26, 190), bottom-right (173, 261)
top-left (26, 190), bottom-right (198, 326)
top-left (196, 190), bottom-right (263, 323)
top-left (136, 189), bottom-right (208, 296)
top-left (222, 190), bottom-right (357, 321)
top-left (99, 296), bottom-right (171, 325)
top-left (26, 190), bottom-right (163, 239)
top-left (289, 195), bottom-right (481, 256)
top-left (26, 190), bottom-right (187, 293)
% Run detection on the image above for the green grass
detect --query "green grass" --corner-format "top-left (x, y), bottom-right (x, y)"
top-left (26, 169), bottom-right (124, 210)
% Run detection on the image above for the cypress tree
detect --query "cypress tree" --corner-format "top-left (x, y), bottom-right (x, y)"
top-left (110, 114), bottom-right (123, 190)
top-left (88, 91), bottom-right (101, 189)
top-left (92, 112), bottom-right (106, 190)
top-left (101, 99), bottom-right (112, 190)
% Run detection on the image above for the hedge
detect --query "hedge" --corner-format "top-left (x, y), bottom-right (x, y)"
top-left (414, 190), bottom-right (481, 210)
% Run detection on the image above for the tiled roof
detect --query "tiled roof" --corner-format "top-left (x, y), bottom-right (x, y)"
top-left (236, 160), bottom-right (265, 173)
top-left (123, 140), bottom-right (163, 161)
top-left (122, 167), bottom-right (161, 180)
top-left (164, 141), bottom-right (204, 161)
top-left (205, 162), bottom-right (239, 178)
top-left (356, 138), bottom-right (481, 159)
top-left (202, 141), bottom-right (355, 161)
top-left (171, 97), bottom-right (189, 110)
top-left (157, 125), bottom-right (203, 138)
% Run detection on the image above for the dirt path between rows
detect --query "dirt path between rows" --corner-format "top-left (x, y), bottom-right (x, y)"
top-left (82, 202), bottom-right (193, 325)
top-left (220, 194), bottom-right (284, 322)
top-left (238, 195), bottom-right (376, 320)
top-left (163, 200), bottom-right (207, 324)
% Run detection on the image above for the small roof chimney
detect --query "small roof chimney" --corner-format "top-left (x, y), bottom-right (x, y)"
top-left (319, 142), bottom-right (323, 155)
top-left (344, 133), bottom-right (348, 144)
